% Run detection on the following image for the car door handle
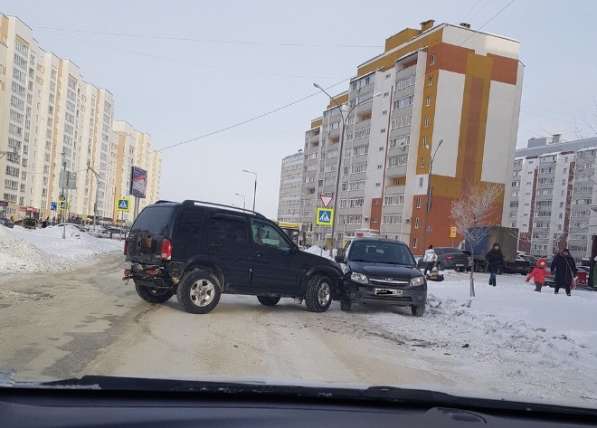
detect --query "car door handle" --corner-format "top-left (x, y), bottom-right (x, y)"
top-left (256, 252), bottom-right (262, 258)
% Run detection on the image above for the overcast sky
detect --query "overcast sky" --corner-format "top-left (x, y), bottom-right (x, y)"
top-left (3, 0), bottom-right (597, 218)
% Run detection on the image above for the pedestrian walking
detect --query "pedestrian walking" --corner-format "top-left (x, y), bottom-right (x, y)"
top-left (485, 243), bottom-right (504, 287)
top-left (550, 248), bottom-right (577, 296)
top-left (422, 245), bottom-right (437, 276)
top-left (526, 258), bottom-right (547, 292)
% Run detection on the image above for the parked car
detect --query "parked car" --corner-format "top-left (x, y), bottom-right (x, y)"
top-left (124, 200), bottom-right (342, 314)
top-left (335, 238), bottom-right (427, 316)
top-left (416, 247), bottom-right (469, 271)
top-left (22, 217), bottom-right (37, 229)
top-left (0, 217), bottom-right (14, 228)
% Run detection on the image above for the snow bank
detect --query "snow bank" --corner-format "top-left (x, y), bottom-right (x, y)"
top-left (0, 225), bottom-right (122, 274)
top-left (366, 272), bottom-right (597, 405)
top-left (303, 245), bottom-right (333, 260)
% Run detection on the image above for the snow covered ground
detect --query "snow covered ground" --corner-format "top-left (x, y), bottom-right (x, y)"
top-left (0, 224), bottom-right (122, 274)
top-left (366, 271), bottom-right (597, 406)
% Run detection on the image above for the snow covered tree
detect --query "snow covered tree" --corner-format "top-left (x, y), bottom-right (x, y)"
top-left (451, 183), bottom-right (503, 298)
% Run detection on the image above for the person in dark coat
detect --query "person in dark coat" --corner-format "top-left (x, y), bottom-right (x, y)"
top-left (485, 243), bottom-right (504, 287)
top-left (550, 248), bottom-right (577, 296)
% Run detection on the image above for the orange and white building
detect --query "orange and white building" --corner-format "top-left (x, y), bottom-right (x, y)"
top-left (300, 20), bottom-right (523, 252)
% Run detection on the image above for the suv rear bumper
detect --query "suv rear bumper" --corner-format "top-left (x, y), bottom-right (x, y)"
top-left (125, 263), bottom-right (174, 290)
top-left (343, 281), bottom-right (427, 306)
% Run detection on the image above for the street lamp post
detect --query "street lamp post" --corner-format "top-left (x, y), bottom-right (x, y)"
top-left (87, 163), bottom-right (100, 231)
top-left (242, 169), bottom-right (257, 211)
top-left (235, 192), bottom-right (246, 209)
top-left (423, 139), bottom-right (444, 248)
top-left (313, 82), bottom-right (382, 249)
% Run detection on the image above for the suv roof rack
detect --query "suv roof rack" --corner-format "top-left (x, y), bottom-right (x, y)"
top-left (154, 200), bottom-right (176, 204)
top-left (182, 200), bottom-right (266, 218)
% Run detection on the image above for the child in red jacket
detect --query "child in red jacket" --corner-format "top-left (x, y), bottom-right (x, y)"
top-left (526, 258), bottom-right (547, 292)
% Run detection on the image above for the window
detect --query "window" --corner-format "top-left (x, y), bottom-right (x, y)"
top-left (339, 199), bottom-right (347, 209)
top-left (251, 220), bottom-right (290, 251)
top-left (131, 206), bottom-right (175, 235)
top-left (426, 76), bottom-right (433, 86)
top-left (415, 217), bottom-right (420, 229)
top-left (425, 96), bottom-right (432, 106)
top-left (396, 75), bottom-right (415, 90)
top-left (423, 116), bottom-right (431, 128)
top-left (429, 54), bottom-right (436, 65)
top-left (349, 198), bottom-right (364, 208)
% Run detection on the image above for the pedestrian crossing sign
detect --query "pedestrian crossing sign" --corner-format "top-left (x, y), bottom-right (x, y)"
top-left (315, 207), bottom-right (334, 227)
top-left (116, 197), bottom-right (130, 212)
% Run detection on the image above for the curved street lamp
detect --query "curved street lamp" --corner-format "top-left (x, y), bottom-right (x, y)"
top-left (313, 82), bottom-right (382, 249)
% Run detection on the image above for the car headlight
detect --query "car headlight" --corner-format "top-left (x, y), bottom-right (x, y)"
top-left (350, 272), bottom-right (369, 284)
top-left (410, 276), bottom-right (425, 287)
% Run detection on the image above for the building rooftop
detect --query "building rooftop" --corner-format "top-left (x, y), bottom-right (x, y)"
top-left (515, 137), bottom-right (597, 158)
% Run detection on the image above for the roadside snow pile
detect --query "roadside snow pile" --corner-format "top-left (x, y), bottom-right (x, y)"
top-left (366, 272), bottom-right (597, 405)
top-left (303, 245), bottom-right (333, 260)
top-left (0, 225), bottom-right (122, 274)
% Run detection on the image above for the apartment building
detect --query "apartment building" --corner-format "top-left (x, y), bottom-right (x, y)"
top-left (0, 14), bottom-right (159, 222)
top-left (277, 149), bottom-right (304, 224)
top-left (299, 20), bottom-right (524, 251)
top-left (112, 120), bottom-right (161, 220)
top-left (507, 135), bottom-right (597, 260)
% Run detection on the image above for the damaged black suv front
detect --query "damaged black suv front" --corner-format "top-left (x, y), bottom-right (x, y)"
top-left (336, 238), bottom-right (427, 316)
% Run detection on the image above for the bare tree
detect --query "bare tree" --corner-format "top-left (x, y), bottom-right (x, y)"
top-left (451, 183), bottom-right (503, 298)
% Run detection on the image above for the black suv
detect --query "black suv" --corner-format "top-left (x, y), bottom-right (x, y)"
top-left (336, 239), bottom-right (427, 316)
top-left (124, 200), bottom-right (342, 314)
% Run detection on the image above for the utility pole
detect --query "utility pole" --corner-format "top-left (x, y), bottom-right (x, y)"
top-left (242, 169), bottom-right (257, 211)
top-left (423, 139), bottom-right (444, 249)
top-left (60, 150), bottom-right (67, 239)
top-left (87, 163), bottom-right (100, 231)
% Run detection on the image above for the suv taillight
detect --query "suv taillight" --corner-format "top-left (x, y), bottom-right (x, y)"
top-left (124, 240), bottom-right (128, 255)
top-left (160, 239), bottom-right (172, 260)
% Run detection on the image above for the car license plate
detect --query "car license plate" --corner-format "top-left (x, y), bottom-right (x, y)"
top-left (455, 264), bottom-right (464, 267)
top-left (374, 288), bottom-right (403, 296)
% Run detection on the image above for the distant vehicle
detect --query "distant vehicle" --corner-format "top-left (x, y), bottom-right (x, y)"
top-left (416, 247), bottom-right (469, 272)
top-left (125, 200), bottom-right (342, 314)
top-left (464, 226), bottom-right (530, 273)
top-left (277, 221), bottom-right (300, 244)
top-left (0, 217), bottom-right (14, 228)
top-left (22, 217), bottom-right (37, 229)
top-left (335, 238), bottom-right (426, 316)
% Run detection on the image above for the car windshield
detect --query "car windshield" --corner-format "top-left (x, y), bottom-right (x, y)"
top-left (1, 1), bottom-right (597, 415)
top-left (348, 241), bottom-right (415, 265)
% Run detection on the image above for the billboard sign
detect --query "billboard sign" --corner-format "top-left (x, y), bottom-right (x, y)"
top-left (130, 166), bottom-right (148, 199)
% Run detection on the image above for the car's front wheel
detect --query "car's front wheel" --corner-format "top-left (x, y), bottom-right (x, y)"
top-left (176, 270), bottom-right (221, 314)
top-left (257, 295), bottom-right (280, 306)
top-left (305, 275), bottom-right (333, 312)
top-left (411, 304), bottom-right (426, 317)
top-left (134, 282), bottom-right (174, 304)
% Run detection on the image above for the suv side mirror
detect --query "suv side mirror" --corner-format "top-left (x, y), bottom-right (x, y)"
top-left (335, 255), bottom-right (345, 263)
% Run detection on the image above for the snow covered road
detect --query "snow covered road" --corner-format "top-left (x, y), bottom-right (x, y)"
top-left (0, 249), bottom-right (595, 408)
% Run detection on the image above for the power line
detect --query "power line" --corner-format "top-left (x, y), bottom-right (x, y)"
top-left (157, 79), bottom-right (349, 153)
top-left (34, 25), bottom-right (383, 49)
top-left (461, 0), bottom-right (517, 45)
top-left (476, 0), bottom-right (517, 32)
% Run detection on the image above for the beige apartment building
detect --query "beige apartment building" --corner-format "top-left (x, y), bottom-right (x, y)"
top-left (112, 120), bottom-right (161, 221)
top-left (300, 20), bottom-right (523, 251)
top-left (0, 14), bottom-right (160, 222)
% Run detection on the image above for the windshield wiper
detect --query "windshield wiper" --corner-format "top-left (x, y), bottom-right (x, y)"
top-left (4, 376), bottom-right (597, 419)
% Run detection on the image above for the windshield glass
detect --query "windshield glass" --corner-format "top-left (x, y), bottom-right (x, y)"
top-left (1, 1), bottom-right (597, 414)
top-left (348, 241), bottom-right (415, 265)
